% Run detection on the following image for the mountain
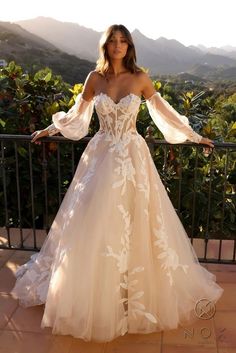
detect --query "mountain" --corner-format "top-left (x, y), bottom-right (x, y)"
top-left (221, 45), bottom-right (236, 52)
top-left (16, 17), bottom-right (236, 78)
top-left (189, 44), bottom-right (236, 60)
top-left (0, 21), bottom-right (95, 84)
top-left (17, 17), bottom-right (101, 62)
top-left (132, 29), bottom-right (203, 74)
top-left (189, 64), bottom-right (236, 81)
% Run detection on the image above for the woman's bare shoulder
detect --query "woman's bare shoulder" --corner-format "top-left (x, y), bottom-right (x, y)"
top-left (134, 71), bottom-right (155, 99)
top-left (85, 70), bottom-right (102, 83)
top-left (135, 70), bottom-right (151, 81)
top-left (82, 71), bottom-right (102, 101)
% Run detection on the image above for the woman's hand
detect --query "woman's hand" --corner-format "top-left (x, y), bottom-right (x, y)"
top-left (31, 129), bottom-right (48, 144)
top-left (200, 137), bottom-right (214, 156)
top-left (200, 137), bottom-right (214, 148)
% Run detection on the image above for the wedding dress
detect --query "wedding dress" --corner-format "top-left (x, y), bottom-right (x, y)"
top-left (11, 91), bottom-right (223, 342)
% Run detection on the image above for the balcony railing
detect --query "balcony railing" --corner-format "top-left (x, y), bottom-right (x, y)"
top-left (0, 134), bottom-right (235, 264)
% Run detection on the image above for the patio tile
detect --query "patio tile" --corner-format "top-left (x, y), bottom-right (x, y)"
top-left (221, 240), bottom-right (236, 261)
top-left (214, 311), bottom-right (236, 348)
top-left (22, 229), bottom-right (48, 248)
top-left (0, 329), bottom-right (53, 353)
top-left (200, 239), bottom-right (236, 262)
top-left (0, 227), bottom-right (31, 248)
top-left (8, 250), bottom-right (37, 266)
top-left (48, 335), bottom-right (73, 353)
top-left (105, 341), bottom-right (160, 353)
top-left (218, 348), bottom-right (236, 353)
top-left (69, 338), bottom-right (106, 353)
top-left (5, 304), bottom-right (52, 335)
top-left (0, 267), bottom-right (17, 294)
top-left (215, 283), bottom-right (236, 311)
top-left (211, 271), bottom-right (236, 283)
top-left (162, 345), bottom-right (218, 353)
top-left (193, 239), bottom-right (206, 258)
top-left (205, 264), bottom-right (236, 273)
top-left (205, 240), bottom-right (221, 260)
top-left (4, 250), bottom-right (36, 276)
top-left (104, 331), bottom-right (162, 352)
top-left (0, 293), bottom-right (18, 329)
top-left (0, 249), bottom-right (15, 269)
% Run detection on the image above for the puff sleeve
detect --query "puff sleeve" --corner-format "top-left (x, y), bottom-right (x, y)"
top-left (46, 93), bottom-right (94, 140)
top-left (146, 92), bottom-right (202, 144)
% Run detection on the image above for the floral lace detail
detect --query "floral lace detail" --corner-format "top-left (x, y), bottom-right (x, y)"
top-left (153, 215), bottom-right (189, 286)
top-left (11, 93), bottom-right (223, 340)
top-left (75, 157), bottom-right (97, 194)
top-left (112, 155), bottom-right (136, 195)
top-left (137, 150), bottom-right (150, 200)
top-left (102, 204), bottom-right (158, 332)
top-left (103, 205), bottom-right (131, 274)
top-left (94, 93), bottom-right (140, 142)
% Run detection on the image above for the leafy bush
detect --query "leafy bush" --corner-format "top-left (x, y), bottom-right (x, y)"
top-left (0, 62), bottom-right (235, 238)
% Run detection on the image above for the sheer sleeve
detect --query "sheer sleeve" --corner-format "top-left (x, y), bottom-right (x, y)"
top-left (146, 92), bottom-right (202, 144)
top-left (46, 93), bottom-right (94, 140)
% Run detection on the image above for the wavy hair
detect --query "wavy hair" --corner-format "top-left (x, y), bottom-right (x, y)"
top-left (95, 24), bottom-right (142, 76)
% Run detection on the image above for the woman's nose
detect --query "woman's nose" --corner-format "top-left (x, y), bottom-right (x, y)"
top-left (113, 40), bottom-right (120, 46)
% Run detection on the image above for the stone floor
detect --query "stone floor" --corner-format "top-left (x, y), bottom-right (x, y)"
top-left (0, 229), bottom-right (236, 353)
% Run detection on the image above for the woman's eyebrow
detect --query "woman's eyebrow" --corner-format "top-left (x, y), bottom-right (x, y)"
top-left (111, 36), bottom-right (126, 40)
top-left (110, 34), bottom-right (126, 38)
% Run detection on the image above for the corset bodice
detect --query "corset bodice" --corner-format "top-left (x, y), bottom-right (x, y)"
top-left (94, 93), bottom-right (141, 140)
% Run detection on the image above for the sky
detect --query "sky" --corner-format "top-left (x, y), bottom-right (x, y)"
top-left (1, 0), bottom-right (235, 48)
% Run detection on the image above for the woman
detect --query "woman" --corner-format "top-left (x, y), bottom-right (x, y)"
top-left (11, 24), bottom-right (223, 342)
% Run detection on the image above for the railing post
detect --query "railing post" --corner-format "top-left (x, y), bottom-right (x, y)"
top-left (0, 140), bottom-right (11, 246)
top-left (0, 134), bottom-right (235, 264)
top-left (42, 142), bottom-right (49, 232)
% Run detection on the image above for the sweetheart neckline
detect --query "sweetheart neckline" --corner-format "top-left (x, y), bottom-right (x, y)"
top-left (94, 92), bottom-right (141, 105)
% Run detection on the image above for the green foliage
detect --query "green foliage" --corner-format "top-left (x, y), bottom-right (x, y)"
top-left (0, 62), bottom-right (98, 229)
top-left (152, 145), bottom-right (236, 239)
top-left (0, 62), bottom-right (235, 239)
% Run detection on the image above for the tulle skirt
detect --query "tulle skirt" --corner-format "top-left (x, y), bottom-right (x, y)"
top-left (11, 131), bottom-right (224, 342)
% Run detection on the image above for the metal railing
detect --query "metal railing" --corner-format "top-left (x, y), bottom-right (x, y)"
top-left (0, 134), bottom-right (236, 264)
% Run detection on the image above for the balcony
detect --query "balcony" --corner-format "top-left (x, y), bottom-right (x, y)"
top-left (1, 134), bottom-right (235, 262)
top-left (0, 134), bottom-right (236, 352)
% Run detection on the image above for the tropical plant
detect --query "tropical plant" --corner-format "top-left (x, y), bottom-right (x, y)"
top-left (0, 62), bottom-right (235, 239)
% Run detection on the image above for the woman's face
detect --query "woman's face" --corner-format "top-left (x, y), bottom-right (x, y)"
top-left (106, 30), bottom-right (129, 60)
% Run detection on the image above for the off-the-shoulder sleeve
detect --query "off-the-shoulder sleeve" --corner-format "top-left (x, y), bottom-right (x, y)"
top-left (146, 92), bottom-right (202, 144)
top-left (46, 93), bottom-right (94, 140)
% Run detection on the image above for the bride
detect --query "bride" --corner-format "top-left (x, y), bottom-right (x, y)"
top-left (11, 24), bottom-right (223, 342)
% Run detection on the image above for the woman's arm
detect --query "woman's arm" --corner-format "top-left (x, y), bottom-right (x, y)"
top-left (141, 73), bottom-right (214, 147)
top-left (31, 71), bottom-right (98, 143)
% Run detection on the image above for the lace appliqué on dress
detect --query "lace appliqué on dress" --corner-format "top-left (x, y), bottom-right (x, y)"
top-left (153, 214), bottom-right (189, 286)
top-left (102, 204), bottom-right (158, 334)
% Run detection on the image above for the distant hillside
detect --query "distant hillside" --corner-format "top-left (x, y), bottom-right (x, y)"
top-left (17, 17), bottom-right (236, 78)
top-left (190, 44), bottom-right (236, 60)
top-left (17, 17), bottom-right (101, 62)
top-left (189, 64), bottom-right (236, 81)
top-left (0, 21), bottom-right (95, 84)
top-left (132, 29), bottom-right (202, 74)
top-left (176, 72), bottom-right (208, 82)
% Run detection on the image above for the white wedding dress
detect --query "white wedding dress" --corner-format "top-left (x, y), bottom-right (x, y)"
top-left (11, 91), bottom-right (223, 342)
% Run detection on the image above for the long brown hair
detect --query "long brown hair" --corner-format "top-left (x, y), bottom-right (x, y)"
top-left (95, 24), bottom-right (142, 76)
